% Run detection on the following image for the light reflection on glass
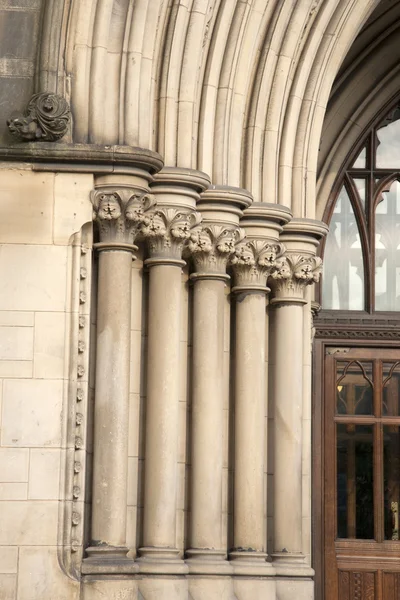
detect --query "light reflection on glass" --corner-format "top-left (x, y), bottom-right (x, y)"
top-left (322, 187), bottom-right (364, 310)
top-left (375, 180), bottom-right (400, 310)
top-left (352, 147), bottom-right (367, 169)
top-left (353, 178), bottom-right (366, 210)
top-left (376, 107), bottom-right (400, 168)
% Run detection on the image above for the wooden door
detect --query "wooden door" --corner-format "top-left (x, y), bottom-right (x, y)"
top-left (324, 347), bottom-right (400, 600)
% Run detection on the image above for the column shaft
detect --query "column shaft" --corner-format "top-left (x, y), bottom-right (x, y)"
top-left (233, 291), bottom-right (266, 551)
top-left (143, 262), bottom-right (182, 549)
top-left (92, 250), bottom-right (133, 546)
top-left (190, 276), bottom-right (225, 549)
top-left (273, 302), bottom-right (304, 554)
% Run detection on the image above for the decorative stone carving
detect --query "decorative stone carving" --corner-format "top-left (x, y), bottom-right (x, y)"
top-left (142, 207), bottom-right (202, 259)
top-left (7, 92), bottom-right (70, 141)
top-left (91, 189), bottom-right (156, 245)
top-left (271, 253), bottom-right (323, 299)
top-left (231, 238), bottom-right (285, 290)
top-left (188, 224), bottom-right (244, 275)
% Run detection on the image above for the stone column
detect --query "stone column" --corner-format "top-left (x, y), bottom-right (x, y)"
top-left (270, 219), bottom-right (327, 583)
top-left (186, 186), bottom-right (251, 578)
top-left (229, 203), bottom-right (290, 578)
top-left (138, 168), bottom-right (210, 577)
top-left (84, 174), bottom-right (157, 573)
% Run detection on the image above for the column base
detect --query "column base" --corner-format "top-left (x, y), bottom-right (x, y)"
top-left (82, 545), bottom-right (138, 575)
top-left (186, 549), bottom-right (233, 574)
top-left (229, 551), bottom-right (275, 576)
top-left (137, 547), bottom-right (188, 574)
top-left (271, 552), bottom-right (314, 577)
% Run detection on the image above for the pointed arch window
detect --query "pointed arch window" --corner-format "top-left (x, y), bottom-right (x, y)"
top-left (322, 103), bottom-right (400, 312)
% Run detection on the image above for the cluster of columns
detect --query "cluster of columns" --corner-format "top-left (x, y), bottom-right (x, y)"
top-left (82, 153), bottom-right (328, 596)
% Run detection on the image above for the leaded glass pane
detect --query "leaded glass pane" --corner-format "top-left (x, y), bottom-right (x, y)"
top-left (376, 106), bottom-right (400, 168)
top-left (322, 187), bottom-right (364, 310)
top-left (352, 147), bottom-right (367, 169)
top-left (375, 180), bottom-right (400, 311)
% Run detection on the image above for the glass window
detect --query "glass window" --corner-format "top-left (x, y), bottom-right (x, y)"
top-left (376, 106), bottom-right (400, 168)
top-left (337, 424), bottom-right (374, 539)
top-left (322, 99), bottom-right (400, 312)
top-left (322, 187), bottom-right (364, 310)
top-left (375, 180), bottom-right (400, 311)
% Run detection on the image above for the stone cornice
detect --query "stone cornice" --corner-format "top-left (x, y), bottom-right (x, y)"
top-left (0, 143), bottom-right (164, 177)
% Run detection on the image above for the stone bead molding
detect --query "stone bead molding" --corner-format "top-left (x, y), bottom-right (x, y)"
top-left (7, 92), bottom-right (70, 142)
top-left (91, 188), bottom-right (156, 246)
top-left (270, 253), bottom-right (323, 301)
top-left (231, 238), bottom-right (285, 291)
top-left (188, 224), bottom-right (244, 276)
top-left (142, 207), bottom-right (202, 260)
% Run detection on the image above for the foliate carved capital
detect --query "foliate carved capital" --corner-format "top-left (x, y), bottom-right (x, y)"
top-left (91, 188), bottom-right (156, 246)
top-left (230, 239), bottom-right (285, 291)
top-left (188, 224), bottom-right (244, 275)
top-left (270, 253), bottom-right (323, 300)
top-left (142, 208), bottom-right (202, 260)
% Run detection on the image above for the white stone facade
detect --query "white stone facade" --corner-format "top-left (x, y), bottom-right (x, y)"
top-left (0, 1), bottom-right (395, 599)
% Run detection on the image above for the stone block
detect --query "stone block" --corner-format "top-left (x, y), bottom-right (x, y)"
top-left (28, 449), bottom-right (60, 500)
top-left (0, 573), bottom-right (16, 600)
top-left (0, 245), bottom-right (68, 312)
top-left (139, 577), bottom-right (188, 600)
top-left (33, 312), bottom-right (66, 379)
top-left (0, 361), bottom-right (32, 378)
top-left (0, 326), bottom-right (33, 361)
top-left (53, 173), bottom-right (93, 245)
top-left (0, 448), bottom-right (29, 482)
top-left (0, 171), bottom-right (54, 244)
top-left (189, 577), bottom-right (236, 600)
top-left (275, 578), bottom-right (314, 600)
top-left (0, 501), bottom-right (58, 544)
top-left (234, 577), bottom-right (276, 600)
top-left (82, 578), bottom-right (137, 600)
top-left (18, 547), bottom-right (80, 600)
top-left (0, 482), bottom-right (27, 500)
top-left (0, 547), bottom-right (18, 574)
top-left (2, 379), bottom-right (63, 447)
top-left (0, 312), bottom-right (34, 327)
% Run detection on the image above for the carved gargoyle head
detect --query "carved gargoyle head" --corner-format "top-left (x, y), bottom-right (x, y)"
top-left (7, 115), bottom-right (40, 141)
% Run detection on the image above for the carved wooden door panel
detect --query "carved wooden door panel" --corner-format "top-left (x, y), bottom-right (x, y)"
top-left (324, 347), bottom-right (400, 600)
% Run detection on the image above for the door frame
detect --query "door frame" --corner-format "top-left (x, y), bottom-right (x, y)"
top-left (312, 312), bottom-right (400, 600)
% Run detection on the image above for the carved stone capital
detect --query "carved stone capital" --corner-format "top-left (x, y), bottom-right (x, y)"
top-left (188, 224), bottom-right (243, 278)
top-left (91, 188), bottom-right (156, 248)
top-left (270, 253), bottom-right (323, 303)
top-left (231, 239), bottom-right (285, 292)
top-left (7, 92), bottom-right (70, 142)
top-left (142, 207), bottom-right (201, 262)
